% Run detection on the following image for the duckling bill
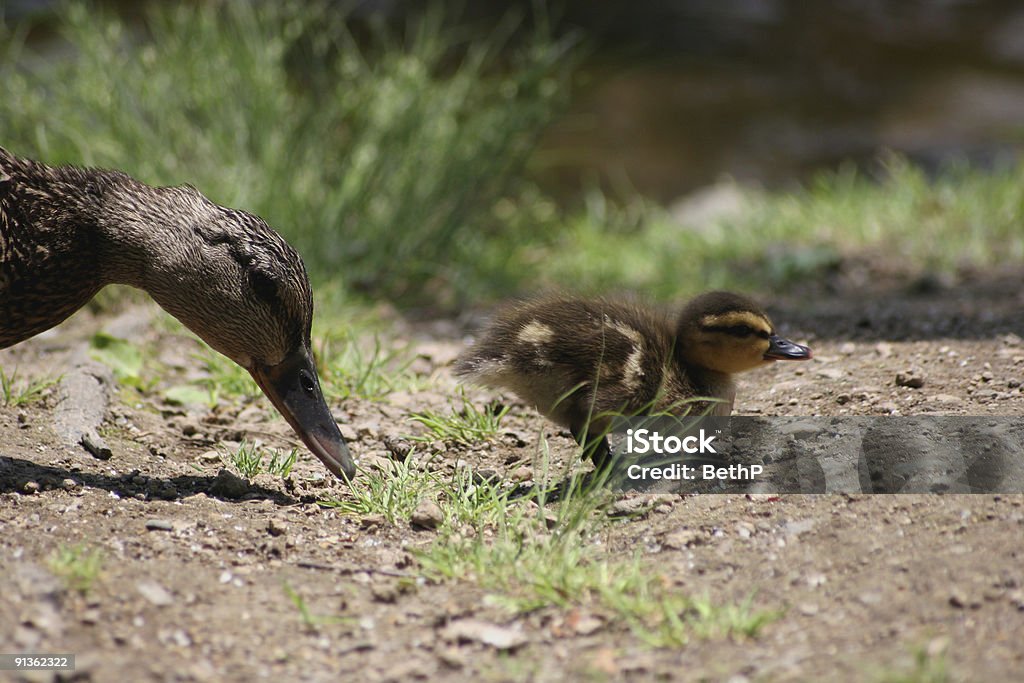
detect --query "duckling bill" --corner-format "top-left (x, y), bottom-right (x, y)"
top-left (455, 291), bottom-right (811, 465)
top-left (0, 147), bottom-right (355, 481)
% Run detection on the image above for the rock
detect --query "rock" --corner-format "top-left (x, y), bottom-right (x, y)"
top-left (777, 421), bottom-right (821, 440)
top-left (815, 368), bottom-right (845, 380)
top-left (23, 481), bottom-right (40, 494)
top-left (145, 519), bottom-right (174, 532)
top-left (437, 647), bottom-right (467, 669)
top-left (137, 580), bottom-right (174, 607)
top-left (209, 469), bottom-right (250, 499)
top-left (571, 613), bottom-right (604, 636)
top-left (662, 529), bottom-right (703, 549)
top-left (670, 181), bottom-right (754, 231)
top-left (52, 362), bottom-right (113, 457)
top-left (895, 371), bottom-right (925, 388)
top-left (932, 394), bottom-right (962, 405)
top-left (383, 436), bottom-right (414, 461)
top-left (371, 583), bottom-right (399, 604)
top-left (608, 496), bottom-right (655, 517)
top-left (949, 589), bottom-right (981, 609)
top-left (199, 450), bottom-right (221, 465)
top-left (473, 469), bottom-right (500, 484)
top-left (442, 618), bottom-right (528, 651)
top-left (798, 602), bottom-right (819, 616)
top-left (410, 500), bottom-right (443, 530)
top-left (510, 466), bottom-right (533, 483)
top-left (267, 517), bottom-right (288, 537)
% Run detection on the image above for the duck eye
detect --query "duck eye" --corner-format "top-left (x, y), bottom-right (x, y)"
top-left (299, 369), bottom-right (317, 396)
top-left (249, 269), bottom-right (279, 305)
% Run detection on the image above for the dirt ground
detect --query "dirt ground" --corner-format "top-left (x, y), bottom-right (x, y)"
top-left (2, 266), bottom-right (1023, 682)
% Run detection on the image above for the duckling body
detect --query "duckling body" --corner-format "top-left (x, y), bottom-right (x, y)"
top-left (455, 291), bottom-right (811, 464)
top-left (0, 147), bottom-right (354, 480)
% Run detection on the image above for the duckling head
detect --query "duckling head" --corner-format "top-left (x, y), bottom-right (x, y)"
top-left (674, 291), bottom-right (812, 375)
top-left (122, 192), bottom-right (355, 481)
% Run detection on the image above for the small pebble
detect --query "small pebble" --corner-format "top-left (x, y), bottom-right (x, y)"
top-left (137, 580), bottom-right (174, 607)
top-left (267, 517), bottom-right (288, 537)
top-left (410, 500), bottom-right (443, 530)
top-left (510, 466), bottom-right (533, 483)
top-left (895, 372), bottom-right (925, 389)
top-left (199, 451), bottom-right (221, 465)
top-left (145, 519), bottom-right (174, 532)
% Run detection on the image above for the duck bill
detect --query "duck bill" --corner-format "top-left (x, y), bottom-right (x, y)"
top-left (249, 347), bottom-right (355, 482)
top-left (764, 335), bottom-right (813, 361)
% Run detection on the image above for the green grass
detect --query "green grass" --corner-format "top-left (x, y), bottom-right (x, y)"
top-left (88, 332), bottom-right (151, 390)
top-left (283, 582), bottom-right (351, 631)
top-left (408, 390), bottom-right (510, 445)
top-left (875, 643), bottom-right (951, 683)
top-left (321, 435), bottom-right (778, 648)
top-left (0, 0), bottom-right (577, 304)
top-left (531, 156), bottom-right (1024, 300)
top-left (4, 1), bottom-right (1018, 311)
top-left (0, 367), bottom-right (59, 407)
top-left (224, 441), bottom-right (298, 479)
top-left (319, 332), bottom-right (421, 402)
top-left (48, 544), bottom-right (104, 595)
top-left (412, 467), bottom-right (777, 647)
top-left (319, 455), bottom-right (441, 524)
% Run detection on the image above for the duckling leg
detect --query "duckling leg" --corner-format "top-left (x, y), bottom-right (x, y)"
top-left (570, 422), bottom-right (613, 470)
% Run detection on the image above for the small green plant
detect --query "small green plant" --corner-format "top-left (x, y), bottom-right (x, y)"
top-left (0, 367), bottom-right (59, 407)
top-left (408, 435), bottom-right (777, 648)
top-left (875, 643), bottom-right (951, 683)
top-left (225, 441), bottom-right (298, 479)
top-left (49, 544), bottom-right (104, 594)
top-left (408, 390), bottom-right (509, 445)
top-left (283, 582), bottom-right (350, 631)
top-left (88, 332), bottom-right (152, 390)
top-left (319, 455), bottom-right (438, 524)
top-left (321, 332), bottom-right (420, 401)
top-left (194, 346), bottom-right (262, 400)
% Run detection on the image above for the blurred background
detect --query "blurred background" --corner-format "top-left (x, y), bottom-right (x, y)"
top-left (3, 0), bottom-right (1024, 312)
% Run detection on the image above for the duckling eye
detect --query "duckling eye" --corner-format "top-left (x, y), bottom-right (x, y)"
top-left (707, 324), bottom-right (755, 338)
top-left (299, 369), bottom-right (317, 396)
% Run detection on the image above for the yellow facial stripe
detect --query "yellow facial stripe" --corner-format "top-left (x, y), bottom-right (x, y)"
top-left (699, 311), bottom-right (773, 334)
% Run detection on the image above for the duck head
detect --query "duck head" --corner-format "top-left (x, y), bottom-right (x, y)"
top-left (124, 189), bottom-right (356, 481)
top-left (675, 291), bottom-right (812, 374)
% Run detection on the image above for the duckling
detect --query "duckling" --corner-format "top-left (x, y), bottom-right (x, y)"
top-left (0, 147), bottom-right (355, 480)
top-left (454, 291), bottom-right (811, 465)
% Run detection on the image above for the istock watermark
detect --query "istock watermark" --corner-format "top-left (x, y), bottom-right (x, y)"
top-left (603, 415), bottom-right (1024, 493)
top-left (625, 428), bottom-right (718, 455)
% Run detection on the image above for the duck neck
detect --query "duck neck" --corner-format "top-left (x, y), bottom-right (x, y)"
top-left (93, 174), bottom-right (219, 295)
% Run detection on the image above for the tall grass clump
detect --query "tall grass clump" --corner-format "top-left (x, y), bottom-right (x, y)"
top-left (0, 1), bottom-right (578, 303)
top-left (532, 155), bottom-right (1024, 299)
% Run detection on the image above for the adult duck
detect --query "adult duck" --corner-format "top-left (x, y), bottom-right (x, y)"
top-left (0, 147), bottom-right (355, 480)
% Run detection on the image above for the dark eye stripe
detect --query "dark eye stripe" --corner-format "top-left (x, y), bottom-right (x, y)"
top-left (702, 324), bottom-right (771, 339)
